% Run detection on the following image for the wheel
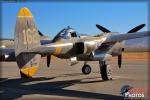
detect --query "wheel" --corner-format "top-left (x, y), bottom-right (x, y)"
top-left (82, 65), bottom-right (91, 75)
top-left (100, 64), bottom-right (112, 80)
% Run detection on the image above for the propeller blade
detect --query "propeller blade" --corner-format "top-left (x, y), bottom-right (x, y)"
top-left (127, 24), bottom-right (145, 33)
top-left (38, 30), bottom-right (44, 36)
top-left (96, 24), bottom-right (111, 33)
top-left (118, 55), bottom-right (122, 68)
top-left (47, 55), bottom-right (51, 67)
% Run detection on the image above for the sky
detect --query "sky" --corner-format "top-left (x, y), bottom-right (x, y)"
top-left (1, 1), bottom-right (148, 38)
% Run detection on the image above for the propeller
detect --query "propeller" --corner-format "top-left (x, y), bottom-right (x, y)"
top-left (117, 24), bottom-right (145, 68)
top-left (96, 24), bottom-right (111, 33)
top-left (95, 24), bottom-right (145, 68)
top-left (118, 55), bottom-right (122, 68)
top-left (47, 55), bottom-right (51, 67)
top-left (38, 30), bottom-right (44, 36)
top-left (127, 24), bottom-right (145, 33)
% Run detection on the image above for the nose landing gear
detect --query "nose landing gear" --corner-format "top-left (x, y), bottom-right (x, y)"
top-left (82, 64), bottom-right (91, 75)
top-left (81, 61), bottom-right (112, 81)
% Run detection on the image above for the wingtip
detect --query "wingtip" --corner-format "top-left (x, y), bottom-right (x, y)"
top-left (18, 7), bottom-right (33, 17)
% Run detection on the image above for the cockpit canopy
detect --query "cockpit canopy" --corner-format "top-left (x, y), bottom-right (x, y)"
top-left (58, 26), bottom-right (77, 39)
top-left (53, 26), bottom-right (89, 42)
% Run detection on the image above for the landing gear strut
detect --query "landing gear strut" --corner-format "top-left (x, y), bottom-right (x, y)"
top-left (99, 61), bottom-right (112, 81)
top-left (82, 64), bottom-right (91, 75)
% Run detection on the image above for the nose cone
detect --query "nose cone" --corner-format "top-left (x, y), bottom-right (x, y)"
top-left (18, 7), bottom-right (33, 17)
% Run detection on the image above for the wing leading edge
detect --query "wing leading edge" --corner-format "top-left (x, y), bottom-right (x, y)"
top-left (104, 31), bottom-right (150, 43)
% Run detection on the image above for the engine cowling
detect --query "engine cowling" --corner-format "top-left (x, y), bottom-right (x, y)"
top-left (90, 53), bottom-right (112, 61)
top-left (75, 41), bottom-right (97, 55)
top-left (111, 42), bottom-right (124, 56)
top-left (69, 57), bottom-right (78, 66)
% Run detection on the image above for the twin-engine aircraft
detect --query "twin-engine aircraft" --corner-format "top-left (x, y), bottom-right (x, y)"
top-left (1, 7), bottom-right (150, 80)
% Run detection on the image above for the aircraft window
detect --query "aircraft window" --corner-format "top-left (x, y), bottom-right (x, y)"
top-left (59, 29), bottom-right (70, 39)
top-left (71, 32), bottom-right (77, 37)
top-left (60, 29), bottom-right (66, 36)
top-left (57, 27), bottom-right (78, 39)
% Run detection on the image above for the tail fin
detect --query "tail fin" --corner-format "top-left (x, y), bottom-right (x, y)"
top-left (14, 7), bottom-right (41, 78)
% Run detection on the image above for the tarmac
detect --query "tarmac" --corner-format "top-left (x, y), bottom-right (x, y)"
top-left (0, 58), bottom-right (149, 100)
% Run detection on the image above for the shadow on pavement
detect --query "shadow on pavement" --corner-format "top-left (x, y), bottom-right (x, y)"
top-left (1, 77), bottom-right (122, 100)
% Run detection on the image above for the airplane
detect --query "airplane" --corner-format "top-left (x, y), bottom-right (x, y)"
top-left (0, 7), bottom-right (150, 81)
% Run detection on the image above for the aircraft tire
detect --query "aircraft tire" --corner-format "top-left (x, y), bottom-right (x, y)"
top-left (82, 65), bottom-right (91, 74)
top-left (100, 64), bottom-right (112, 81)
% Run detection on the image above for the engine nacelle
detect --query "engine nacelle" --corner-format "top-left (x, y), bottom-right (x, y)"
top-left (84, 41), bottom-right (97, 54)
top-left (111, 42), bottom-right (124, 56)
top-left (75, 41), bottom-right (97, 55)
top-left (90, 53), bottom-right (112, 61)
top-left (69, 57), bottom-right (78, 66)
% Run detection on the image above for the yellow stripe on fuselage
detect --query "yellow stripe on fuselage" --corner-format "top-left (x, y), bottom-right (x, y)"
top-left (53, 40), bottom-right (64, 55)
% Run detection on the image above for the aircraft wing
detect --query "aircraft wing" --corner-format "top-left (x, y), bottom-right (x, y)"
top-left (27, 31), bottom-right (150, 55)
top-left (104, 31), bottom-right (150, 43)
